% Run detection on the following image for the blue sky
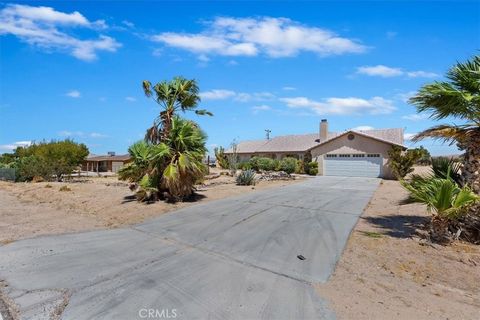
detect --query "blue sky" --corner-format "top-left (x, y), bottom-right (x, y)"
top-left (1, 1), bottom-right (479, 156)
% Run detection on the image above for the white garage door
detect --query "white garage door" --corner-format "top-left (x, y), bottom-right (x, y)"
top-left (324, 154), bottom-right (382, 178)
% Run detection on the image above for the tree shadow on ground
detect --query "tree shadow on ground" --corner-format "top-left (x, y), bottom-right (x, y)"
top-left (121, 195), bottom-right (137, 204)
top-left (362, 214), bottom-right (429, 239)
top-left (121, 193), bottom-right (207, 204)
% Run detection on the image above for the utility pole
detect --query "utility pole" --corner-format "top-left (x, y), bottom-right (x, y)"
top-left (265, 129), bottom-right (271, 140)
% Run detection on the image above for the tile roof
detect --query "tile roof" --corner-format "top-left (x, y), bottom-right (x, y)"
top-left (226, 128), bottom-right (404, 154)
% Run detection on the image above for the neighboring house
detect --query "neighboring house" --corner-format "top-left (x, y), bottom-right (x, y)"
top-left (82, 152), bottom-right (131, 173)
top-left (225, 119), bottom-right (406, 178)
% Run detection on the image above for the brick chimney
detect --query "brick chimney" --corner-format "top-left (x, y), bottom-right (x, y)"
top-left (320, 119), bottom-right (328, 141)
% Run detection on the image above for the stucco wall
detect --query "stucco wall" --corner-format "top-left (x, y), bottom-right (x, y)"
top-left (309, 133), bottom-right (395, 178)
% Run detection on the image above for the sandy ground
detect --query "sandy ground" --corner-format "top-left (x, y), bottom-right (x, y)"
top-left (316, 168), bottom-right (480, 320)
top-left (0, 169), bottom-right (303, 243)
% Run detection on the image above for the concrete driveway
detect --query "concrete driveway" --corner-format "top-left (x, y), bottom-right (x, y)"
top-left (0, 176), bottom-right (379, 320)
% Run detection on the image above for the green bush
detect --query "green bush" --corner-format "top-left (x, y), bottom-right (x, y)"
top-left (295, 160), bottom-right (305, 174)
top-left (388, 146), bottom-right (422, 179)
top-left (250, 157), bottom-right (276, 171)
top-left (279, 157), bottom-right (298, 174)
top-left (236, 169), bottom-right (257, 186)
top-left (237, 161), bottom-right (252, 170)
top-left (306, 161), bottom-right (318, 175)
top-left (13, 140), bottom-right (88, 182)
top-left (214, 146), bottom-right (229, 169)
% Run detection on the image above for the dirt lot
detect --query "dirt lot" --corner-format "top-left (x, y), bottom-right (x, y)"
top-left (0, 169), bottom-right (303, 243)
top-left (316, 173), bottom-right (480, 320)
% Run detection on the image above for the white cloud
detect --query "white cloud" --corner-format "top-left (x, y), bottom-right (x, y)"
top-left (125, 96), bottom-right (136, 102)
top-left (66, 90), bottom-right (81, 98)
top-left (386, 31), bottom-right (397, 39)
top-left (252, 104), bottom-right (272, 114)
top-left (58, 131), bottom-right (107, 138)
top-left (357, 65), bottom-right (438, 78)
top-left (200, 89), bottom-right (236, 100)
top-left (282, 86), bottom-right (296, 91)
top-left (404, 133), bottom-right (417, 141)
top-left (357, 65), bottom-right (403, 77)
top-left (199, 89), bottom-right (275, 102)
top-left (89, 132), bottom-right (108, 138)
top-left (402, 114), bottom-right (429, 121)
top-left (0, 140), bottom-right (32, 151)
top-left (406, 71), bottom-right (439, 78)
top-left (394, 91), bottom-right (416, 103)
top-left (152, 48), bottom-right (162, 57)
top-left (280, 96), bottom-right (396, 115)
top-left (352, 125), bottom-right (375, 131)
top-left (122, 20), bottom-right (135, 28)
top-left (0, 4), bottom-right (121, 61)
top-left (152, 16), bottom-right (366, 59)
top-left (235, 92), bottom-right (275, 102)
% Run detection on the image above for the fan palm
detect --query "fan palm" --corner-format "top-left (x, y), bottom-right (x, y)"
top-left (161, 116), bottom-right (208, 199)
top-left (119, 117), bottom-right (207, 200)
top-left (142, 77), bottom-right (212, 143)
top-left (402, 176), bottom-right (479, 220)
top-left (409, 55), bottom-right (480, 194)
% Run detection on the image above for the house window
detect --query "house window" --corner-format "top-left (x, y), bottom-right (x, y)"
top-left (339, 154), bottom-right (351, 158)
top-left (325, 154), bottom-right (337, 158)
top-left (347, 134), bottom-right (355, 141)
top-left (367, 154), bottom-right (380, 158)
top-left (352, 154), bottom-right (365, 158)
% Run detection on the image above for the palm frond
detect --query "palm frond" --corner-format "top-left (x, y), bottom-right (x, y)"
top-left (412, 125), bottom-right (469, 144)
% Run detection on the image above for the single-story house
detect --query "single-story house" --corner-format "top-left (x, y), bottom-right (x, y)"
top-left (225, 119), bottom-right (406, 178)
top-left (82, 153), bottom-right (131, 173)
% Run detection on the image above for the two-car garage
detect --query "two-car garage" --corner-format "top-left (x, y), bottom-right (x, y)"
top-left (323, 154), bottom-right (383, 178)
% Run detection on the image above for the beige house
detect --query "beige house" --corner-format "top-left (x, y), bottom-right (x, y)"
top-left (225, 119), bottom-right (406, 178)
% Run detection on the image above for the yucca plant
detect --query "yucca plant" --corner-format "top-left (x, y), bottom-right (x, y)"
top-left (236, 169), bottom-right (257, 186)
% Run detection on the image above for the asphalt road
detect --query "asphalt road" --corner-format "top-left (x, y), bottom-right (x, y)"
top-left (0, 176), bottom-right (380, 320)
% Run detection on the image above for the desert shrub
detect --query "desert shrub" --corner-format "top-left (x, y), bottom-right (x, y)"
top-left (273, 159), bottom-right (281, 171)
top-left (45, 184), bottom-right (52, 188)
top-left (236, 169), bottom-right (257, 186)
top-left (279, 157), bottom-right (298, 174)
top-left (14, 155), bottom-right (50, 182)
top-left (416, 146), bottom-right (431, 165)
top-left (295, 160), bottom-right (305, 174)
top-left (237, 162), bottom-right (252, 170)
top-left (258, 157), bottom-right (276, 171)
top-left (388, 146), bottom-right (422, 179)
top-left (32, 175), bottom-right (44, 183)
top-left (306, 161), bottom-right (318, 175)
top-left (59, 185), bottom-right (71, 192)
top-left (13, 140), bottom-right (88, 182)
top-left (214, 146), bottom-right (229, 169)
top-left (431, 157), bottom-right (462, 185)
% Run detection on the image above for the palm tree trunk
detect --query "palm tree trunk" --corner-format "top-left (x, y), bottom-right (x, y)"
top-left (460, 132), bottom-right (480, 195)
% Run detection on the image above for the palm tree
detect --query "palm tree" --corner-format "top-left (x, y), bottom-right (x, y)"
top-left (119, 117), bottom-right (207, 200)
top-left (142, 77), bottom-right (212, 143)
top-left (409, 55), bottom-right (480, 194)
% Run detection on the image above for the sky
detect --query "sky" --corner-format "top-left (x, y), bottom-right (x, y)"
top-left (0, 1), bottom-right (479, 156)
